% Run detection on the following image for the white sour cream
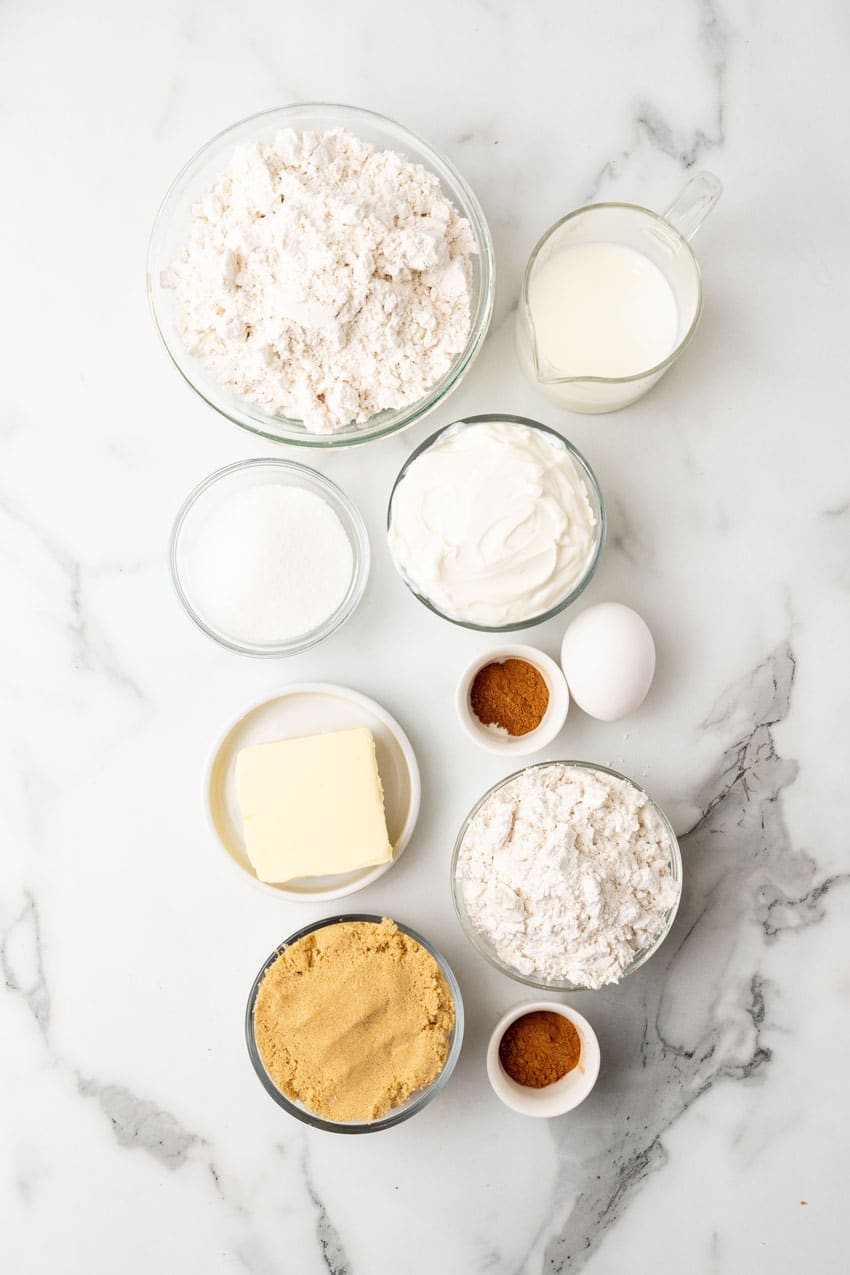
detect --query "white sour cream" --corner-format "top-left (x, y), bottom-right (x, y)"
top-left (387, 420), bottom-right (598, 627)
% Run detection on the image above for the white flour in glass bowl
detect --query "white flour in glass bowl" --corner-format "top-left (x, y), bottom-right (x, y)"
top-left (163, 128), bottom-right (476, 433)
top-left (456, 763), bottom-right (680, 989)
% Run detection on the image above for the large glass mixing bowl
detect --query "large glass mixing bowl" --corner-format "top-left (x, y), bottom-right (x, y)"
top-left (148, 103), bottom-right (495, 448)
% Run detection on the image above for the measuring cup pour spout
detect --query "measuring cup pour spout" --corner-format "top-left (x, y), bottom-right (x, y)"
top-left (516, 170), bottom-right (723, 414)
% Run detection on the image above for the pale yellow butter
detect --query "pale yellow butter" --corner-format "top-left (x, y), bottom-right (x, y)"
top-left (234, 726), bottom-right (392, 884)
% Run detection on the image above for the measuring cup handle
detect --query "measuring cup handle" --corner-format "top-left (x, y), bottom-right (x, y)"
top-left (663, 171), bottom-right (723, 242)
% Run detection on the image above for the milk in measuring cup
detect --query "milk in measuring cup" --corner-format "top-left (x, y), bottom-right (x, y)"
top-left (528, 242), bottom-right (678, 379)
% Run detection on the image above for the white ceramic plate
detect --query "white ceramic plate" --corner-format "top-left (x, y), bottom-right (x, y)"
top-left (206, 683), bottom-right (421, 901)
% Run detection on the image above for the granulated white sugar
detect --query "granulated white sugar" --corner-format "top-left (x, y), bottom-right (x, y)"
top-left (185, 484), bottom-right (353, 644)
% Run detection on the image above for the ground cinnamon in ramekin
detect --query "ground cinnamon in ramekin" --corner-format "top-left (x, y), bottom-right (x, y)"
top-left (470, 658), bottom-right (549, 736)
top-left (498, 1010), bottom-right (581, 1087)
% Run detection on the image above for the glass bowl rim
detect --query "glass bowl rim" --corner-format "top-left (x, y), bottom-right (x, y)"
top-left (146, 101), bottom-right (496, 450)
top-left (386, 413), bottom-right (606, 632)
top-left (519, 200), bottom-right (705, 385)
top-left (244, 913), bottom-right (465, 1133)
top-left (450, 760), bottom-right (683, 991)
top-left (169, 456), bottom-right (370, 657)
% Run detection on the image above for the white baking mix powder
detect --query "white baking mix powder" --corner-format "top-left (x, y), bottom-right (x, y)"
top-left (164, 129), bottom-right (476, 432)
top-left (457, 764), bottom-right (678, 989)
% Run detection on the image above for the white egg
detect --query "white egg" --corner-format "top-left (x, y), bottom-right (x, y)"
top-left (560, 603), bottom-right (655, 721)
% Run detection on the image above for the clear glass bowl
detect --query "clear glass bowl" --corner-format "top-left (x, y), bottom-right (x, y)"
top-left (451, 761), bottom-right (683, 990)
top-left (386, 415), bottom-right (606, 631)
top-left (169, 458), bottom-right (369, 656)
top-left (245, 914), bottom-right (464, 1133)
top-left (147, 103), bottom-right (495, 449)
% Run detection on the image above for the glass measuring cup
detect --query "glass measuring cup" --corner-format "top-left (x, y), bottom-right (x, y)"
top-left (515, 171), bottom-right (722, 413)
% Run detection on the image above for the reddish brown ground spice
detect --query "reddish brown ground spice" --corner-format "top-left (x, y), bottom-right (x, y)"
top-left (498, 1011), bottom-right (581, 1087)
top-left (470, 658), bottom-right (549, 736)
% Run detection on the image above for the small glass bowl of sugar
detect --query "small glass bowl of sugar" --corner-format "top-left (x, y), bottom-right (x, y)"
top-left (170, 458), bottom-right (370, 657)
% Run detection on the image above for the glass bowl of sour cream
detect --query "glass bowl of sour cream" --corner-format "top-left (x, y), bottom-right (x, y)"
top-left (386, 415), bottom-right (605, 631)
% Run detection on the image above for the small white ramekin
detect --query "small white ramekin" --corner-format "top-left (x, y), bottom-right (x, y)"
top-left (486, 1001), bottom-right (600, 1117)
top-left (455, 644), bottom-right (569, 755)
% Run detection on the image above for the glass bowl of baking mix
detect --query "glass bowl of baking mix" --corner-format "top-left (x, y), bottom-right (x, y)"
top-left (451, 761), bottom-right (682, 991)
top-left (245, 914), bottom-right (464, 1133)
top-left (148, 103), bottom-right (495, 449)
top-left (387, 415), bottom-right (605, 631)
top-left (169, 458), bottom-right (370, 656)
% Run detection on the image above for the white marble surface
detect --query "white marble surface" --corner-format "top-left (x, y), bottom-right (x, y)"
top-left (2, 1), bottom-right (849, 1271)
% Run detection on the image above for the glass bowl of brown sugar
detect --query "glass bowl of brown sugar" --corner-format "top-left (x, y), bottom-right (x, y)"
top-left (245, 914), bottom-right (464, 1133)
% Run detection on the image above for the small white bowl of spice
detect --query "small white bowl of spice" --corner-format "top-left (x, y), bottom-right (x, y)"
top-left (487, 1001), bottom-right (600, 1117)
top-left (456, 644), bottom-right (568, 755)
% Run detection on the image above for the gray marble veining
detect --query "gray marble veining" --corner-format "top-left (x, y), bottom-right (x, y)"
top-left (2, 893), bottom-right (50, 1038)
top-left (544, 644), bottom-right (798, 1271)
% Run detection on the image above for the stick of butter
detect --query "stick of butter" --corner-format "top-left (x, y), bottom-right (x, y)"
top-left (234, 726), bottom-right (393, 884)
